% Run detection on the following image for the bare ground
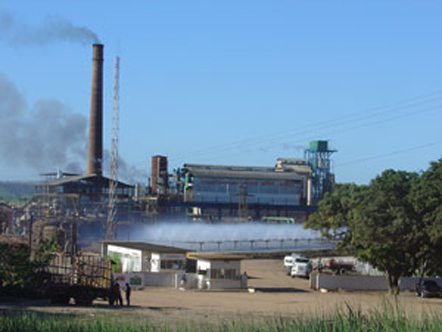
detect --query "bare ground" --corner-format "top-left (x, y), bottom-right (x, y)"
top-left (1, 259), bottom-right (442, 325)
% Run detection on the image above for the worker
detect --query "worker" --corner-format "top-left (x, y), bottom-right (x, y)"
top-left (125, 283), bottom-right (131, 307)
top-left (109, 277), bottom-right (115, 306)
top-left (115, 283), bottom-right (123, 306)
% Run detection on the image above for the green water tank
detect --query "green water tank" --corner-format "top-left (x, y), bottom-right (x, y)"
top-left (309, 140), bottom-right (328, 151)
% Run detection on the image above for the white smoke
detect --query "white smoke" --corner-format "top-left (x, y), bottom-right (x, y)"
top-left (132, 222), bottom-right (320, 243)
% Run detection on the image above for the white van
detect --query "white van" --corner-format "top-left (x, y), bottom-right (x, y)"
top-left (290, 257), bottom-right (310, 278)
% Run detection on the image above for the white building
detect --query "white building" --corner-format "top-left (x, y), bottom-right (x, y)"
top-left (187, 252), bottom-right (248, 290)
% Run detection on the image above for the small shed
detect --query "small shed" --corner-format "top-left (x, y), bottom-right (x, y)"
top-left (186, 252), bottom-right (248, 290)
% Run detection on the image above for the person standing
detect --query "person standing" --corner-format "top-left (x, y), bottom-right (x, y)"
top-left (115, 283), bottom-right (123, 306)
top-left (125, 283), bottom-right (131, 307)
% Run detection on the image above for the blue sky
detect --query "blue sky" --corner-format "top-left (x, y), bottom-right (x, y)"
top-left (0, 0), bottom-right (441, 184)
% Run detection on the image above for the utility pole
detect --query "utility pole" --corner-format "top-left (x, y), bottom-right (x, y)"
top-left (28, 213), bottom-right (34, 258)
top-left (70, 214), bottom-right (78, 264)
top-left (238, 183), bottom-right (248, 221)
top-left (106, 56), bottom-right (120, 239)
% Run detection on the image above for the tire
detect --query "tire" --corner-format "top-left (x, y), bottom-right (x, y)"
top-left (51, 294), bottom-right (70, 305)
top-left (74, 292), bottom-right (94, 306)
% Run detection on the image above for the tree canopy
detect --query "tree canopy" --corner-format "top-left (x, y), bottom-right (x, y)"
top-left (305, 160), bottom-right (442, 294)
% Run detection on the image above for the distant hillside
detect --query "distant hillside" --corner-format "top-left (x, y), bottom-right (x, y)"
top-left (0, 181), bottom-right (35, 204)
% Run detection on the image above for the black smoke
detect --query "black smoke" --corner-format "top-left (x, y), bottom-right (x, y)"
top-left (0, 9), bottom-right (100, 46)
top-left (0, 72), bottom-right (88, 173)
top-left (0, 73), bottom-right (147, 184)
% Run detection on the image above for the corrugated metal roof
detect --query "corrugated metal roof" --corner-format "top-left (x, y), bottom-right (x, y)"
top-left (186, 252), bottom-right (248, 261)
top-left (187, 168), bottom-right (304, 181)
top-left (37, 175), bottom-right (133, 188)
top-left (184, 163), bottom-right (275, 173)
top-left (102, 240), bottom-right (188, 253)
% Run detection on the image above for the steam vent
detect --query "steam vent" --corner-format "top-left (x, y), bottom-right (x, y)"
top-left (86, 44), bottom-right (104, 176)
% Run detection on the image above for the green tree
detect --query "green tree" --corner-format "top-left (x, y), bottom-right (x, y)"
top-left (306, 170), bottom-right (421, 294)
top-left (352, 170), bottom-right (420, 294)
top-left (412, 159), bottom-right (442, 276)
top-left (107, 252), bottom-right (123, 273)
top-left (305, 183), bottom-right (367, 247)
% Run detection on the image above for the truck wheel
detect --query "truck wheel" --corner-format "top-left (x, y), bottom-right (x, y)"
top-left (74, 292), bottom-right (94, 306)
top-left (51, 295), bottom-right (70, 305)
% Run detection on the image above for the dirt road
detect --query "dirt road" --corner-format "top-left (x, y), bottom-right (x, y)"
top-left (1, 259), bottom-right (441, 325)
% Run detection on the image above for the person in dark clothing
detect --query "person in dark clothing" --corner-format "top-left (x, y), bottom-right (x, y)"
top-left (125, 283), bottom-right (131, 307)
top-left (115, 283), bottom-right (123, 306)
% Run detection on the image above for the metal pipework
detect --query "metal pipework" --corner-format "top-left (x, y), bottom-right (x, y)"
top-left (86, 44), bottom-right (104, 176)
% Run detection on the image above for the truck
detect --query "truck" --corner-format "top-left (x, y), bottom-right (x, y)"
top-left (290, 256), bottom-right (311, 278)
top-left (284, 254), bottom-right (311, 277)
top-left (323, 258), bottom-right (354, 275)
top-left (283, 254), bottom-right (296, 275)
top-left (45, 254), bottom-right (112, 306)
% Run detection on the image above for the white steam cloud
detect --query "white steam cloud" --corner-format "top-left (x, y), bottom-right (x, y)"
top-left (132, 222), bottom-right (320, 243)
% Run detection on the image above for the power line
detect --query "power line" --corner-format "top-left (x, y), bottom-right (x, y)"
top-left (170, 90), bottom-right (442, 162)
top-left (169, 102), bottom-right (441, 165)
top-left (335, 141), bottom-right (442, 168)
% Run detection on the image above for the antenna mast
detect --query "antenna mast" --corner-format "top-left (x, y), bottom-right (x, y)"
top-left (106, 56), bottom-right (120, 239)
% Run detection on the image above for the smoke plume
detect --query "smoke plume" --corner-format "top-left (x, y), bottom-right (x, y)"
top-left (0, 9), bottom-right (100, 46)
top-left (103, 150), bottom-right (148, 185)
top-left (0, 72), bottom-right (147, 183)
top-left (0, 72), bottom-right (88, 172)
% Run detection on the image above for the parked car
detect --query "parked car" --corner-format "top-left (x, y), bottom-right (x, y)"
top-left (414, 279), bottom-right (441, 298)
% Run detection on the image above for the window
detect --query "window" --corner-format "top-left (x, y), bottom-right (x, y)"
top-left (209, 268), bottom-right (238, 279)
top-left (160, 260), bottom-right (184, 270)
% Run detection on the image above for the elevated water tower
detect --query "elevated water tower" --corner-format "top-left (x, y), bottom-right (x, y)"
top-left (304, 140), bottom-right (336, 203)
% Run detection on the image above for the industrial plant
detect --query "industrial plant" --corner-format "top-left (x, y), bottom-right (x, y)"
top-left (0, 43), bottom-right (337, 254)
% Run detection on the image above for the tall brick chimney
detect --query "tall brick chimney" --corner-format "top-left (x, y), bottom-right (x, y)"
top-left (86, 44), bottom-right (104, 176)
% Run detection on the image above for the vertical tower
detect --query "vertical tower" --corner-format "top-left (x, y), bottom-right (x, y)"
top-left (151, 156), bottom-right (168, 196)
top-left (86, 44), bottom-right (104, 176)
top-left (304, 140), bottom-right (336, 204)
top-left (106, 56), bottom-right (120, 240)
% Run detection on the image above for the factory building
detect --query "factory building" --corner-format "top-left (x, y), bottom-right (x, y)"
top-left (176, 159), bottom-right (314, 221)
top-left (35, 173), bottom-right (134, 205)
top-left (24, 44), bottom-right (137, 247)
top-left (163, 140), bottom-right (336, 221)
top-left (33, 44), bottom-right (135, 214)
top-left (183, 164), bottom-right (309, 206)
